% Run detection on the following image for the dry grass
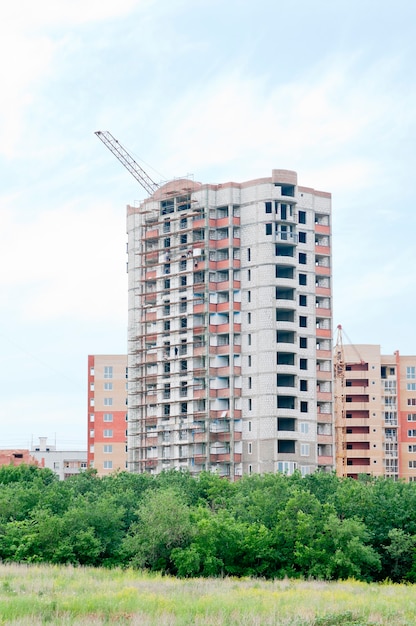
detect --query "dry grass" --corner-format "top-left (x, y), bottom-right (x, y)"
top-left (0, 563), bottom-right (415, 625)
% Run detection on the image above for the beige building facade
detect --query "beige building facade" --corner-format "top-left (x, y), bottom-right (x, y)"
top-left (337, 345), bottom-right (416, 481)
top-left (87, 355), bottom-right (128, 475)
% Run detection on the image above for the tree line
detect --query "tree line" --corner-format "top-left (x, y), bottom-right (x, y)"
top-left (0, 464), bottom-right (415, 582)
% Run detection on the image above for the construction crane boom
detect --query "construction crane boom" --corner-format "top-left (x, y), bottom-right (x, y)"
top-left (95, 131), bottom-right (159, 196)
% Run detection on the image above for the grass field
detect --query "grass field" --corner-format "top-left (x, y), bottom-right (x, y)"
top-left (0, 563), bottom-right (415, 625)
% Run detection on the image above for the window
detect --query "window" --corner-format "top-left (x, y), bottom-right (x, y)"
top-left (248, 376), bottom-right (252, 389)
top-left (104, 445), bottom-right (113, 453)
top-left (265, 223), bottom-right (272, 235)
top-left (298, 210), bottom-right (306, 224)
top-left (164, 320), bottom-right (170, 331)
top-left (276, 309), bottom-right (294, 322)
top-left (104, 366), bottom-right (113, 379)
top-left (104, 398), bottom-right (113, 406)
top-left (277, 352), bottom-right (295, 365)
top-left (163, 220), bottom-right (170, 233)
top-left (103, 429), bottom-right (113, 438)
top-left (248, 442), bottom-right (252, 454)
top-left (180, 217), bottom-right (187, 229)
top-left (299, 315), bottom-right (307, 327)
top-left (248, 420), bottom-right (252, 432)
top-left (301, 444), bottom-right (310, 456)
top-left (409, 430), bottom-right (416, 437)
top-left (299, 337), bottom-right (307, 348)
top-left (409, 461), bottom-right (416, 469)
top-left (179, 259), bottom-right (187, 271)
top-left (180, 360), bottom-right (187, 372)
top-left (300, 401), bottom-right (308, 413)
top-left (408, 399), bottom-right (416, 406)
top-left (164, 278), bottom-right (171, 289)
top-left (180, 317), bottom-right (187, 328)
top-left (407, 366), bottom-right (416, 379)
top-left (248, 312), bottom-right (251, 324)
top-left (164, 362), bottom-right (170, 373)
top-left (248, 269), bottom-right (251, 281)
top-left (248, 290), bottom-right (251, 303)
top-left (265, 202), bottom-right (272, 213)
top-left (298, 273), bottom-right (307, 285)
top-left (409, 445), bottom-right (416, 452)
top-left (300, 380), bottom-right (308, 392)
top-left (181, 402), bottom-right (188, 415)
top-left (164, 237), bottom-right (171, 248)
top-left (298, 232), bottom-right (307, 244)
top-left (103, 460), bottom-right (113, 469)
top-left (276, 265), bottom-right (294, 279)
top-left (408, 414), bottom-right (416, 422)
top-left (276, 244), bottom-right (295, 257)
top-left (103, 413), bottom-right (113, 422)
top-left (277, 396), bottom-right (295, 409)
top-left (164, 263), bottom-right (170, 274)
top-left (248, 355), bottom-right (252, 367)
top-left (248, 334), bottom-right (251, 346)
top-left (299, 252), bottom-right (307, 265)
top-left (249, 398), bottom-right (252, 411)
top-left (300, 358), bottom-right (308, 370)
top-left (180, 233), bottom-right (187, 245)
top-left (104, 382), bottom-right (113, 390)
top-left (89, 430), bottom-right (95, 438)
top-left (247, 248), bottom-right (251, 261)
top-left (300, 422), bottom-right (309, 434)
top-left (164, 404), bottom-right (170, 417)
top-left (408, 384), bottom-right (416, 391)
top-left (276, 330), bottom-right (295, 344)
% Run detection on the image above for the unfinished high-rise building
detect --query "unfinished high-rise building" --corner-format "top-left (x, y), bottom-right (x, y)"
top-left (126, 169), bottom-right (333, 478)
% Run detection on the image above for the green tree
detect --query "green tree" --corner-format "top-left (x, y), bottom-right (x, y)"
top-left (122, 487), bottom-right (193, 571)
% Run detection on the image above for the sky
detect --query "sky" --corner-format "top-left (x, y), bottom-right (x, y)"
top-left (1, 0), bottom-right (416, 449)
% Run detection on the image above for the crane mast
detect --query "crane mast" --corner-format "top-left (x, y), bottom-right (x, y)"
top-left (334, 324), bottom-right (347, 476)
top-left (95, 131), bottom-right (159, 196)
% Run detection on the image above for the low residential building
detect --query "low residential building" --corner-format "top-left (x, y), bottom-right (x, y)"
top-left (31, 437), bottom-right (87, 480)
top-left (0, 449), bottom-right (41, 467)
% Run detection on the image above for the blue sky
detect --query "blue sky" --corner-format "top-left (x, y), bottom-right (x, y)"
top-left (1, 0), bottom-right (416, 449)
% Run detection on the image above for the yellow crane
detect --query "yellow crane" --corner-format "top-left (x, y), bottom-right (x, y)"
top-left (334, 324), bottom-right (347, 476)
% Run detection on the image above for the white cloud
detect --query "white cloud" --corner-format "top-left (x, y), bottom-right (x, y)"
top-left (0, 0), bottom-right (151, 157)
top-left (0, 201), bottom-right (127, 322)
top-left (158, 55), bottom-right (412, 191)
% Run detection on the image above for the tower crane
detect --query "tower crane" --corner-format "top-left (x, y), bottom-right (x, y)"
top-left (95, 131), bottom-right (159, 196)
top-left (334, 324), bottom-right (347, 476)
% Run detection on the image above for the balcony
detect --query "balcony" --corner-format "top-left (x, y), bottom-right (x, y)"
top-left (317, 391), bottom-right (332, 402)
top-left (317, 433), bottom-right (333, 445)
top-left (317, 455), bottom-right (333, 466)
top-left (210, 453), bottom-right (231, 463)
top-left (315, 245), bottom-right (330, 256)
top-left (144, 229), bottom-right (159, 239)
top-left (315, 224), bottom-right (330, 235)
top-left (315, 265), bottom-right (330, 276)
top-left (316, 328), bottom-right (331, 338)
